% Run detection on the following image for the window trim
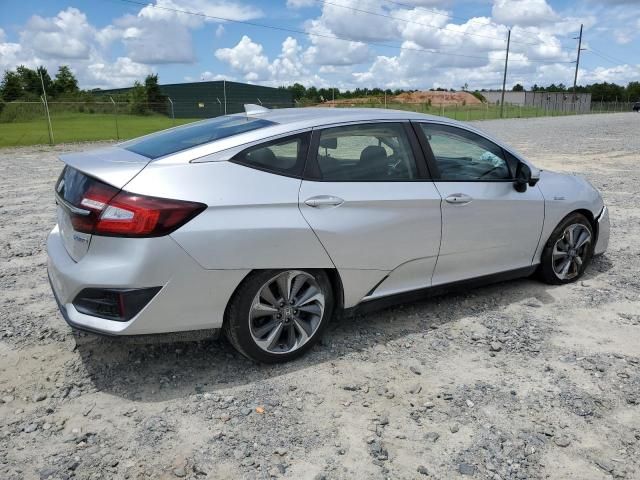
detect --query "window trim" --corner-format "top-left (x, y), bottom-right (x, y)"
top-left (411, 121), bottom-right (517, 183)
top-left (230, 131), bottom-right (311, 179)
top-left (302, 121), bottom-right (431, 182)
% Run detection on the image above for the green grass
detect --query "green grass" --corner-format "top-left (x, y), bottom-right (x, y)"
top-left (0, 112), bottom-right (199, 147)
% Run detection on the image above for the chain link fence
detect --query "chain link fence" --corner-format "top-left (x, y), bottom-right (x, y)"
top-left (0, 98), bottom-right (636, 147)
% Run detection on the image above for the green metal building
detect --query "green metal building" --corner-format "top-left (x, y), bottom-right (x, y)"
top-left (97, 80), bottom-right (293, 119)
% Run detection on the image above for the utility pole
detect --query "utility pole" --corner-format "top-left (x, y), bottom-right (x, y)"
top-left (500, 29), bottom-right (511, 119)
top-left (572, 24), bottom-right (584, 106)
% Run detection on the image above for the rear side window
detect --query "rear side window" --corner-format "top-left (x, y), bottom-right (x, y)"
top-left (122, 116), bottom-right (275, 159)
top-left (231, 133), bottom-right (310, 177)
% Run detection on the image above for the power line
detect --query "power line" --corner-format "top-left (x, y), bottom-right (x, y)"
top-left (111, 0), bottom-right (573, 65)
top-left (586, 47), bottom-right (628, 66)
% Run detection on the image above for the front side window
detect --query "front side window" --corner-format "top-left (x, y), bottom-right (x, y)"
top-left (419, 124), bottom-right (511, 181)
top-left (313, 123), bottom-right (418, 181)
top-left (231, 133), bottom-right (309, 177)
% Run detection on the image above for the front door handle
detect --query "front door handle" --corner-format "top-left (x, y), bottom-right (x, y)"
top-left (445, 193), bottom-right (473, 205)
top-left (304, 195), bottom-right (344, 208)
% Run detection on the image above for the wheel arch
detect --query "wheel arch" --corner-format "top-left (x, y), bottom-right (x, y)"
top-left (222, 267), bottom-right (345, 327)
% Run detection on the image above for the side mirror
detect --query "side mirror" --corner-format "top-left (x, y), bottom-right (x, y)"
top-left (319, 137), bottom-right (337, 149)
top-left (514, 162), bottom-right (531, 192)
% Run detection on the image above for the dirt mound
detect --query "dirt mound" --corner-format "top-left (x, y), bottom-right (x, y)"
top-left (321, 90), bottom-right (482, 107)
top-left (393, 90), bottom-right (482, 106)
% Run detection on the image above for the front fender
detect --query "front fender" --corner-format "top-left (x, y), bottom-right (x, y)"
top-left (533, 170), bottom-right (604, 263)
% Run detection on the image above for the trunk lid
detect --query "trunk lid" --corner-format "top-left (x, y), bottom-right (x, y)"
top-left (56, 147), bottom-right (150, 261)
top-left (59, 146), bottom-right (151, 189)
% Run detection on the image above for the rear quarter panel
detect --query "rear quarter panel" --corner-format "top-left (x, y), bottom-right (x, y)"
top-left (123, 161), bottom-right (335, 270)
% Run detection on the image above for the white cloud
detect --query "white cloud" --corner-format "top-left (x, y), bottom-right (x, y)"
top-left (215, 35), bottom-right (270, 79)
top-left (0, 29), bottom-right (22, 70)
top-left (137, 0), bottom-right (262, 27)
top-left (86, 57), bottom-right (154, 88)
top-left (286, 0), bottom-right (316, 8)
top-left (216, 25), bottom-right (225, 38)
top-left (215, 35), bottom-right (327, 87)
top-left (21, 8), bottom-right (94, 60)
top-left (492, 0), bottom-right (558, 27)
top-left (302, 19), bottom-right (371, 66)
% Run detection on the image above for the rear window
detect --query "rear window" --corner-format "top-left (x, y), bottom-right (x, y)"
top-left (122, 116), bottom-right (275, 159)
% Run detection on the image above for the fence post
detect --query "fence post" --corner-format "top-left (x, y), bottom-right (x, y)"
top-left (109, 97), bottom-right (119, 140)
top-left (40, 95), bottom-right (54, 145)
top-left (168, 97), bottom-right (175, 125)
top-left (223, 80), bottom-right (227, 115)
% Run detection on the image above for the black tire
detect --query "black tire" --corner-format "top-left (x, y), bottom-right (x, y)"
top-left (224, 269), bottom-right (334, 363)
top-left (538, 212), bottom-right (594, 285)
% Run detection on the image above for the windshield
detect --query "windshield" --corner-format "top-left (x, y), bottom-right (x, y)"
top-left (122, 116), bottom-right (275, 159)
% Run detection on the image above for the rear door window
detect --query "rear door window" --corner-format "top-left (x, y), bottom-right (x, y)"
top-left (230, 132), bottom-right (310, 178)
top-left (310, 123), bottom-right (418, 181)
top-left (122, 116), bottom-right (275, 159)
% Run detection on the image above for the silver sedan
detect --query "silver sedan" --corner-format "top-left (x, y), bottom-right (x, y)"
top-left (47, 106), bottom-right (609, 362)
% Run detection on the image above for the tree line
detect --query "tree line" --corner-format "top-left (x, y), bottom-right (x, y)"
top-left (0, 65), bottom-right (168, 119)
top-left (2, 65), bottom-right (638, 108)
top-left (486, 81), bottom-right (640, 102)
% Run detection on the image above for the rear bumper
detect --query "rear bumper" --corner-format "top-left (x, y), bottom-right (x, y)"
top-left (47, 225), bottom-right (249, 335)
top-left (594, 205), bottom-right (609, 256)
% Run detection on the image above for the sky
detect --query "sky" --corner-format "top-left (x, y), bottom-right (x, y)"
top-left (0, 0), bottom-right (638, 91)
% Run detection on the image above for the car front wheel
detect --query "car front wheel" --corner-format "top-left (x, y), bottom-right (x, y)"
top-left (539, 212), bottom-right (594, 285)
top-left (224, 269), bottom-right (333, 363)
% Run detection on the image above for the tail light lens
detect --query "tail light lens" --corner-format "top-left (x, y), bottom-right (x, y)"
top-left (57, 167), bottom-right (206, 238)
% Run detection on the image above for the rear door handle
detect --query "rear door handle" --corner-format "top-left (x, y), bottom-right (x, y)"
top-left (445, 193), bottom-right (473, 205)
top-left (304, 195), bottom-right (344, 208)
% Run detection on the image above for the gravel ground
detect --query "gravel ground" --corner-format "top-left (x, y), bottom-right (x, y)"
top-left (0, 112), bottom-right (639, 480)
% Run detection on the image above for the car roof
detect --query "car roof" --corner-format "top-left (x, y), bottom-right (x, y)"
top-left (233, 107), bottom-right (443, 129)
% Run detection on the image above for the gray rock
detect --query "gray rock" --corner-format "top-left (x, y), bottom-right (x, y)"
top-left (595, 459), bottom-right (614, 473)
top-left (378, 415), bottom-right (389, 426)
top-left (33, 392), bottom-right (47, 402)
top-left (450, 424), bottom-right (460, 433)
top-left (240, 407), bottom-right (252, 416)
top-left (409, 384), bottom-right (422, 394)
top-left (173, 466), bottom-right (186, 477)
top-left (417, 465), bottom-right (429, 475)
top-left (459, 463), bottom-right (476, 475)
top-left (489, 342), bottom-right (502, 352)
top-left (343, 384), bottom-right (360, 391)
top-left (410, 366), bottom-right (422, 375)
top-left (24, 423), bottom-right (38, 433)
top-left (425, 432), bottom-right (440, 443)
top-left (554, 435), bottom-right (571, 447)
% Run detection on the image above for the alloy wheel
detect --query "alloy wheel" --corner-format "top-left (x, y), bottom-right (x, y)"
top-left (248, 271), bottom-right (325, 354)
top-left (551, 223), bottom-right (592, 281)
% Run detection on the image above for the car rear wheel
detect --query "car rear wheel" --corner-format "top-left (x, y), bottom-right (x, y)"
top-left (224, 269), bottom-right (333, 363)
top-left (539, 212), bottom-right (594, 285)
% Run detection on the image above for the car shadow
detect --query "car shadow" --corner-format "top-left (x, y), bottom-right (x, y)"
top-left (74, 259), bottom-right (612, 403)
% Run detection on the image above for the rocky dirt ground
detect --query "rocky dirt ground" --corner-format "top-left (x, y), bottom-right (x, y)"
top-left (0, 113), bottom-right (638, 480)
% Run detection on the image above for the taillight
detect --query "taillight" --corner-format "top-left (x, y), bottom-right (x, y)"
top-left (94, 192), bottom-right (206, 237)
top-left (58, 168), bottom-right (206, 238)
